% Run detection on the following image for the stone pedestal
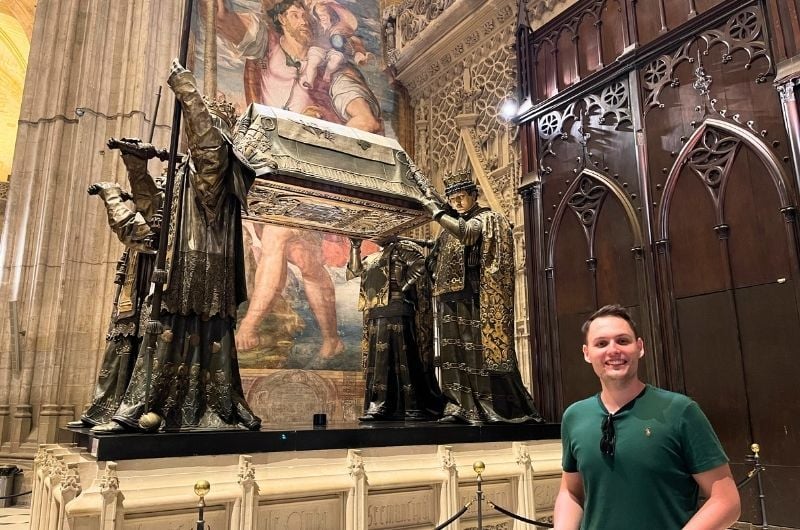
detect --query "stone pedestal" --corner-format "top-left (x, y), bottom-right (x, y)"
top-left (31, 436), bottom-right (562, 530)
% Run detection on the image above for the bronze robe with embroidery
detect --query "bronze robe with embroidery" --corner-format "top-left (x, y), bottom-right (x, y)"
top-left (430, 205), bottom-right (542, 424)
top-left (349, 240), bottom-right (443, 420)
top-left (111, 68), bottom-right (260, 431)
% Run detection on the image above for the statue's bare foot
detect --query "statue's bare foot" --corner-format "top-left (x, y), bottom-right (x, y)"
top-left (235, 324), bottom-right (260, 351)
top-left (90, 420), bottom-right (128, 435)
top-left (319, 337), bottom-right (345, 359)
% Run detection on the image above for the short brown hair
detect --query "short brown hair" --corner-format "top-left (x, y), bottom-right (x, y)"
top-left (581, 304), bottom-right (639, 343)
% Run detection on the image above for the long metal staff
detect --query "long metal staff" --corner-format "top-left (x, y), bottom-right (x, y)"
top-left (109, 86), bottom-right (163, 402)
top-left (142, 0), bottom-right (195, 414)
top-left (108, 86), bottom-right (163, 331)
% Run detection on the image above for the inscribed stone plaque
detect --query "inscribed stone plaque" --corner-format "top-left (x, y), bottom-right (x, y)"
top-left (367, 487), bottom-right (437, 529)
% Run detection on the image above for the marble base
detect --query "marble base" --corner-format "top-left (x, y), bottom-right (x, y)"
top-left (32, 425), bottom-right (563, 530)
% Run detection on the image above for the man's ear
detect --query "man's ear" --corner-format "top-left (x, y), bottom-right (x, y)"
top-left (637, 338), bottom-right (644, 358)
top-left (583, 344), bottom-right (590, 363)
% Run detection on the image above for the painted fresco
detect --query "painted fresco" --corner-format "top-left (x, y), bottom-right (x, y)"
top-left (190, 0), bottom-right (391, 425)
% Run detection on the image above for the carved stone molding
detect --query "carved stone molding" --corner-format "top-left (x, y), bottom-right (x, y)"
top-left (527, 0), bottom-right (578, 27)
top-left (238, 454), bottom-right (256, 485)
top-left (439, 444), bottom-right (457, 471)
top-left (99, 462), bottom-right (120, 494)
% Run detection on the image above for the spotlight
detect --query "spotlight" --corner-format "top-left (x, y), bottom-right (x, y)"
top-left (499, 98), bottom-right (518, 121)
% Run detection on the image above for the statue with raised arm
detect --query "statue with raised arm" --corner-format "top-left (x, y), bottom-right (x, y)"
top-left (347, 237), bottom-right (443, 421)
top-left (92, 61), bottom-right (261, 432)
top-left (421, 168), bottom-right (542, 424)
top-left (68, 139), bottom-right (166, 427)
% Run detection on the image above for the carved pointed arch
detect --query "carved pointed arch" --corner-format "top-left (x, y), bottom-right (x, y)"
top-left (656, 118), bottom-right (796, 240)
top-left (546, 168), bottom-right (644, 268)
top-left (450, 126), bottom-right (503, 213)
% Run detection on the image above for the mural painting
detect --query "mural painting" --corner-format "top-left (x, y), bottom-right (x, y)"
top-left (191, 0), bottom-right (392, 425)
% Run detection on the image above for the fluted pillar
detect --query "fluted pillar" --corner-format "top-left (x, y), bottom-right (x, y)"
top-left (0, 0), bottom-right (186, 456)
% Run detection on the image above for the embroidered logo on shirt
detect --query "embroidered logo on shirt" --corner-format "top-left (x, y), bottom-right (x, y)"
top-left (644, 427), bottom-right (652, 437)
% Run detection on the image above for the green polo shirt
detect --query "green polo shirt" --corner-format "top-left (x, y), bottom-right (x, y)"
top-left (561, 385), bottom-right (728, 530)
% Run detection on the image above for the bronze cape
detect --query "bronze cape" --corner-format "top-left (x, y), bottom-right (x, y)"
top-left (431, 205), bottom-right (542, 424)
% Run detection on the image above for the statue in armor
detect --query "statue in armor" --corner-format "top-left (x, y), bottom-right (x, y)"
top-left (69, 139), bottom-right (166, 427)
top-left (92, 60), bottom-right (261, 432)
top-left (347, 237), bottom-right (443, 421)
top-left (421, 169), bottom-right (542, 424)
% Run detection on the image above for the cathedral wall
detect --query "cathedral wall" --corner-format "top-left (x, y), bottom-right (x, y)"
top-left (0, 0), bottom-right (186, 458)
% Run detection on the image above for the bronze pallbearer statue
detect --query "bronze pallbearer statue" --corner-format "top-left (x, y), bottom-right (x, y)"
top-left (92, 61), bottom-right (261, 433)
top-left (421, 168), bottom-right (543, 424)
top-left (347, 237), bottom-right (444, 421)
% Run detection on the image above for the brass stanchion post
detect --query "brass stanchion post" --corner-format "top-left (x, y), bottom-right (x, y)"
top-left (194, 480), bottom-right (210, 530)
top-left (474, 461), bottom-right (485, 530)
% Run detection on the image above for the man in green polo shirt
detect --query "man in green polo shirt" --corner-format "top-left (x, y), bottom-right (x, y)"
top-left (554, 305), bottom-right (740, 530)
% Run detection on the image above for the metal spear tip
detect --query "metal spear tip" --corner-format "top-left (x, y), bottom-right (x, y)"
top-left (194, 480), bottom-right (211, 498)
top-left (473, 461), bottom-right (485, 476)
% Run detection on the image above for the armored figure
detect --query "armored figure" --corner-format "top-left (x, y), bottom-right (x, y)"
top-left (93, 61), bottom-right (261, 432)
top-left (422, 169), bottom-right (542, 424)
top-left (69, 139), bottom-right (166, 427)
top-left (347, 237), bottom-right (443, 421)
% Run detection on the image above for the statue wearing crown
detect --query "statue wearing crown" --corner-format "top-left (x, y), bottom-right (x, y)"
top-left (421, 168), bottom-right (543, 424)
top-left (92, 60), bottom-right (261, 433)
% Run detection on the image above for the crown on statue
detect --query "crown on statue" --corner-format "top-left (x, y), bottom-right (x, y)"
top-left (443, 167), bottom-right (477, 196)
top-left (203, 95), bottom-right (238, 129)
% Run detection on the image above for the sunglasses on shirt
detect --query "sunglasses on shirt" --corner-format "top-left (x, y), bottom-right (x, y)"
top-left (601, 412), bottom-right (616, 456)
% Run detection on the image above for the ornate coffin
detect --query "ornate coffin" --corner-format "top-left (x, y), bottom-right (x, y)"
top-left (233, 104), bottom-right (429, 238)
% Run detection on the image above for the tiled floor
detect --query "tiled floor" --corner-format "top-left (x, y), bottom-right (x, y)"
top-left (0, 506), bottom-right (29, 529)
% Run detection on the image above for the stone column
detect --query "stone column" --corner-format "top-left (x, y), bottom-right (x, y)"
top-left (232, 455), bottom-right (259, 530)
top-left (437, 445), bottom-right (459, 527)
top-left (346, 449), bottom-right (367, 530)
top-left (0, 0), bottom-right (186, 456)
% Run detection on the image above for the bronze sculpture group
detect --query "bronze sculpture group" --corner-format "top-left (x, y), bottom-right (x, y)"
top-left (72, 62), bottom-right (541, 433)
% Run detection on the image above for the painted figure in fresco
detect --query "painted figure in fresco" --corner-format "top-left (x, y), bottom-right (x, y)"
top-left (347, 237), bottom-right (443, 421)
top-left (236, 224), bottom-right (344, 359)
top-left (214, 0), bottom-right (383, 133)
top-left (93, 61), bottom-right (261, 432)
top-left (302, 0), bottom-right (369, 90)
top-left (68, 138), bottom-right (165, 427)
top-left (421, 168), bottom-right (543, 424)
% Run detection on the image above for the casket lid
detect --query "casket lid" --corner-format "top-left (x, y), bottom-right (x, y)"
top-left (233, 104), bottom-right (430, 239)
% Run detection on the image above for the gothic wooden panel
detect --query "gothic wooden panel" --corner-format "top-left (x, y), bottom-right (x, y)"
top-left (766, 0), bottom-right (800, 62)
top-left (552, 210), bottom-right (597, 412)
top-left (673, 293), bottom-right (751, 465)
top-left (557, 27), bottom-right (579, 88)
top-left (735, 283), bottom-right (800, 526)
top-left (600, 0), bottom-right (626, 66)
top-left (594, 195), bottom-right (639, 307)
top-left (723, 146), bottom-right (793, 288)
top-left (664, 0), bottom-right (693, 33)
top-left (556, 311), bottom-right (598, 409)
top-left (666, 165), bottom-right (728, 297)
top-left (553, 207), bottom-right (595, 313)
top-left (696, 0), bottom-right (727, 12)
top-left (535, 39), bottom-right (556, 101)
top-left (577, 13), bottom-right (602, 77)
top-left (632, 0), bottom-right (665, 47)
